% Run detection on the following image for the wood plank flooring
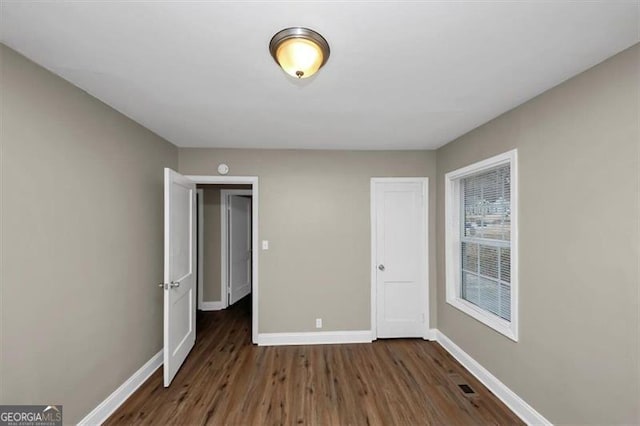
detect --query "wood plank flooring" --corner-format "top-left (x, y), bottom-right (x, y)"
top-left (106, 297), bottom-right (523, 425)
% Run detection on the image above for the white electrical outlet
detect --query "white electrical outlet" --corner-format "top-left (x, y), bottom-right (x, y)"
top-left (315, 318), bottom-right (322, 329)
top-left (262, 240), bottom-right (269, 250)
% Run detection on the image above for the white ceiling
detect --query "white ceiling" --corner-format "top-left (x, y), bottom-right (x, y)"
top-left (1, 1), bottom-right (638, 150)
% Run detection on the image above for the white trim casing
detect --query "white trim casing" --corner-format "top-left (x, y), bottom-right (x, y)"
top-left (186, 175), bottom-right (259, 344)
top-left (220, 189), bottom-right (253, 309)
top-left (257, 331), bottom-right (373, 346)
top-left (77, 350), bottom-right (163, 426)
top-left (196, 189), bottom-right (204, 310)
top-left (444, 150), bottom-right (519, 341)
top-left (435, 331), bottom-right (551, 425)
top-left (370, 177), bottom-right (430, 340)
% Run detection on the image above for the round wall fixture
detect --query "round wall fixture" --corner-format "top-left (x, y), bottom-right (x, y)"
top-left (217, 163), bottom-right (229, 175)
top-left (269, 27), bottom-right (330, 79)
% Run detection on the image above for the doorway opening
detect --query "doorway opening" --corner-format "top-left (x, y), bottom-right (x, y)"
top-left (196, 185), bottom-right (253, 312)
top-left (189, 176), bottom-right (259, 346)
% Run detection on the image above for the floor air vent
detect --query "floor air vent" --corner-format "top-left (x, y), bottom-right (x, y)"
top-left (458, 384), bottom-right (475, 394)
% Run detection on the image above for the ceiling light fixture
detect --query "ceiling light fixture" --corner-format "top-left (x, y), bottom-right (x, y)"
top-left (269, 27), bottom-right (330, 79)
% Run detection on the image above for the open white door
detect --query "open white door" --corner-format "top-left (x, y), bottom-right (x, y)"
top-left (373, 179), bottom-right (428, 338)
top-left (163, 168), bottom-right (196, 387)
top-left (229, 195), bottom-right (252, 305)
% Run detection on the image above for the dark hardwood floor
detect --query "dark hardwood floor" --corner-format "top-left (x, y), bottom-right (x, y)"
top-left (105, 297), bottom-right (522, 425)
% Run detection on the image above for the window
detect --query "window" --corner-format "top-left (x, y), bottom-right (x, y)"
top-left (445, 150), bottom-right (518, 341)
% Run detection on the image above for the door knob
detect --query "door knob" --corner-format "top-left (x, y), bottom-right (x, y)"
top-left (378, 264), bottom-right (385, 271)
top-left (158, 283), bottom-right (166, 289)
top-left (170, 281), bottom-right (180, 288)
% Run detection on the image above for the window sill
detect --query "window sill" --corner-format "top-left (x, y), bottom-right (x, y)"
top-left (446, 297), bottom-right (518, 342)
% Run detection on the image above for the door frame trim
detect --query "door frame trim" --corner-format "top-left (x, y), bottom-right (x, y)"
top-left (187, 175), bottom-right (259, 344)
top-left (220, 189), bottom-right (253, 309)
top-left (196, 188), bottom-right (205, 310)
top-left (370, 177), bottom-right (430, 340)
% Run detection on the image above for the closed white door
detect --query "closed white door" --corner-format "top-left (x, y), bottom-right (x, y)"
top-left (373, 179), bottom-right (428, 338)
top-left (163, 168), bottom-right (196, 387)
top-left (229, 195), bottom-right (252, 305)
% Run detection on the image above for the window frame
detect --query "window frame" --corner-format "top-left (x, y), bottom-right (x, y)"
top-left (445, 149), bottom-right (519, 341)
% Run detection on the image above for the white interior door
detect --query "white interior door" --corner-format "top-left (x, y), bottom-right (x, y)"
top-left (228, 195), bottom-right (252, 305)
top-left (163, 168), bottom-right (196, 387)
top-left (373, 179), bottom-right (428, 338)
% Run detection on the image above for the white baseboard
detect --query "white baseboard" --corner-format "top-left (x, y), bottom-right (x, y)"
top-left (77, 350), bottom-right (163, 426)
top-left (257, 330), bottom-right (373, 346)
top-left (435, 331), bottom-right (551, 425)
top-left (423, 328), bottom-right (438, 341)
top-left (200, 301), bottom-right (225, 311)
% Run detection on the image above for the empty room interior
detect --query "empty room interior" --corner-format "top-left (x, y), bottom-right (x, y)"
top-left (1, 1), bottom-right (639, 425)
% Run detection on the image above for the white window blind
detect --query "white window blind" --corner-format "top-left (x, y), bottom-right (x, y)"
top-left (460, 165), bottom-right (511, 321)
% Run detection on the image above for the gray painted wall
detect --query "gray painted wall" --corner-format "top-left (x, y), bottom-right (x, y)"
top-left (180, 149), bottom-right (438, 332)
top-left (435, 44), bottom-right (639, 424)
top-left (0, 45), bottom-right (178, 423)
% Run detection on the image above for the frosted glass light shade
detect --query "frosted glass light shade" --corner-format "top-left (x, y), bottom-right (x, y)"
top-left (269, 28), bottom-right (330, 79)
top-left (276, 38), bottom-right (323, 78)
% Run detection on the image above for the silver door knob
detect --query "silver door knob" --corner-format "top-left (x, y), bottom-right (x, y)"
top-left (378, 264), bottom-right (385, 271)
top-left (170, 281), bottom-right (180, 288)
top-left (158, 283), bottom-right (165, 288)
